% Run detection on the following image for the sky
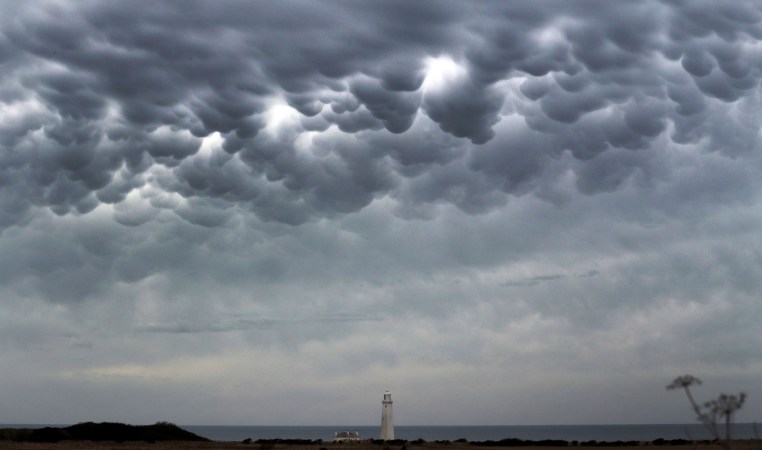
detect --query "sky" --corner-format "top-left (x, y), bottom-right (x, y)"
top-left (1, 0), bottom-right (761, 427)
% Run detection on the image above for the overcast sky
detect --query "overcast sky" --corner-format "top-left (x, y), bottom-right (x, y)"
top-left (1, 0), bottom-right (762, 427)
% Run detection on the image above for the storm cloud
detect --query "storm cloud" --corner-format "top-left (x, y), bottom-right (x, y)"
top-left (1, 0), bottom-right (762, 426)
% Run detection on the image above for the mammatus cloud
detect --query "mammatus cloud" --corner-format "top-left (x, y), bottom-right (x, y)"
top-left (1, 0), bottom-right (760, 229)
top-left (1, 0), bottom-right (762, 426)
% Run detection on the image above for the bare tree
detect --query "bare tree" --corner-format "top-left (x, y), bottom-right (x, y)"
top-left (667, 375), bottom-right (746, 450)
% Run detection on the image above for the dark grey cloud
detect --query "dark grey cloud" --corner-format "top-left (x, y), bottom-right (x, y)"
top-left (137, 313), bottom-right (384, 334)
top-left (501, 269), bottom-right (600, 287)
top-left (501, 274), bottom-right (565, 287)
top-left (2, 0), bottom-right (762, 426)
top-left (0, 0), bottom-right (760, 229)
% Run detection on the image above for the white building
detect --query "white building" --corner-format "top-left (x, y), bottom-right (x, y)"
top-left (380, 389), bottom-right (394, 440)
top-left (334, 430), bottom-right (361, 442)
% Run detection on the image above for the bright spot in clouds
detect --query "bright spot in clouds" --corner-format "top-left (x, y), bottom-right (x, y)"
top-left (423, 56), bottom-right (465, 91)
top-left (198, 132), bottom-right (224, 157)
top-left (264, 101), bottom-right (302, 136)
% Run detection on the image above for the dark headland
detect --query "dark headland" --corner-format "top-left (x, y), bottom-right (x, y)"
top-left (0, 421), bottom-right (208, 443)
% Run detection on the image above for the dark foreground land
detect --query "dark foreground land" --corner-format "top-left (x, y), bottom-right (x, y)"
top-left (1, 423), bottom-right (761, 450)
top-left (2, 441), bottom-right (762, 450)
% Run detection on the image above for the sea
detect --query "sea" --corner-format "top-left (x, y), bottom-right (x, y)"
top-left (166, 424), bottom-right (762, 442)
top-left (3, 423), bottom-right (760, 442)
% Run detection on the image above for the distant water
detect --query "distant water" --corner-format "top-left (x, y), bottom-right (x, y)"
top-left (181, 424), bottom-right (762, 442)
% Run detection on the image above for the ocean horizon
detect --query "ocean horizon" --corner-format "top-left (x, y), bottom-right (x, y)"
top-left (4, 423), bottom-right (759, 442)
top-left (183, 424), bottom-right (762, 442)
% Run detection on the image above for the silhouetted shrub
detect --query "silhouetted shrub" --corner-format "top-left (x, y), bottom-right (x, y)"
top-left (652, 438), bottom-right (691, 446)
top-left (256, 438), bottom-right (319, 445)
top-left (0, 428), bottom-right (33, 441)
top-left (535, 439), bottom-right (568, 447)
top-left (470, 438), bottom-right (568, 447)
top-left (28, 427), bottom-right (70, 443)
top-left (606, 441), bottom-right (630, 447)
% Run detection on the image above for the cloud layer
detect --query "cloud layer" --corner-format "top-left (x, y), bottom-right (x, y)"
top-left (1, 0), bottom-right (762, 426)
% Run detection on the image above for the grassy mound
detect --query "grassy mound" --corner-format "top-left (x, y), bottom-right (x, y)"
top-left (2, 421), bottom-right (209, 443)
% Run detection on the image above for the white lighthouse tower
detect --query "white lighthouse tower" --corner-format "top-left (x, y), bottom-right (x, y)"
top-left (380, 388), bottom-right (394, 440)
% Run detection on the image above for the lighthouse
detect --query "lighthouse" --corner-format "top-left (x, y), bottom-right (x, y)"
top-left (380, 388), bottom-right (394, 440)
